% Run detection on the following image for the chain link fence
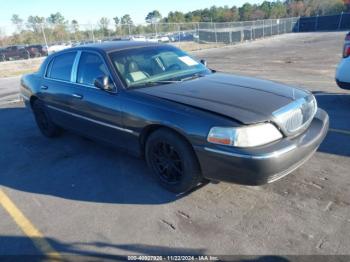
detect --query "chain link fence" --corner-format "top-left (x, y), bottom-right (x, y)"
top-left (0, 17), bottom-right (300, 57)
top-left (3, 13), bottom-right (350, 60)
top-left (296, 12), bottom-right (350, 32)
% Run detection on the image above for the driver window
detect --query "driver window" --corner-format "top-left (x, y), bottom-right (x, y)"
top-left (77, 52), bottom-right (109, 86)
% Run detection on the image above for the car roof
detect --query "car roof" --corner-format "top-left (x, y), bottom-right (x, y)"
top-left (75, 41), bottom-right (163, 53)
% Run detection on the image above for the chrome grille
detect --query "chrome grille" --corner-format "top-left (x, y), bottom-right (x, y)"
top-left (273, 95), bottom-right (317, 136)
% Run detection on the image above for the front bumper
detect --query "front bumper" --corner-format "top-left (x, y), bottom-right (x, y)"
top-left (336, 57), bottom-right (350, 86)
top-left (194, 109), bottom-right (329, 185)
top-left (336, 79), bottom-right (350, 90)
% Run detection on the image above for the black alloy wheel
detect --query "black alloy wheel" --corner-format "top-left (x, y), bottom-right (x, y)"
top-left (151, 140), bottom-right (183, 184)
top-left (146, 128), bottom-right (203, 193)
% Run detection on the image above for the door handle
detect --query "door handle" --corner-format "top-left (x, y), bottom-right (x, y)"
top-left (40, 85), bottom-right (48, 90)
top-left (72, 93), bottom-right (83, 99)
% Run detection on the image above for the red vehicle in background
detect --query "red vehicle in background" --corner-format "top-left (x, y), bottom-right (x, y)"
top-left (0, 44), bottom-right (48, 62)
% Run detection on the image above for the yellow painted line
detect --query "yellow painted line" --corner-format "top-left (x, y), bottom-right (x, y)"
top-left (329, 128), bottom-right (350, 136)
top-left (0, 189), bottom-right (60, 259)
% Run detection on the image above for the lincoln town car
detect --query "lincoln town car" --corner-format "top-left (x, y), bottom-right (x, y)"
top-left (20, 42), bottom-right (329, 193)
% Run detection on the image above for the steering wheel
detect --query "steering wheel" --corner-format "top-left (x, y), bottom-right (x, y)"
top-left (167, 64), bottom-right (181, 71)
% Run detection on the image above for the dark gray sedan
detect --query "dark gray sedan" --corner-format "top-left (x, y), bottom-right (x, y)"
top-left (20, 42), bottom-right (329, 193)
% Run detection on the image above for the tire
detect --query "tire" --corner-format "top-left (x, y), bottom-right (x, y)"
top-left (32, 100), bottom-right (62, 138)
top-left (145, 128), bottom-right (203, 193)
top-left (21, 51), bottom-right (30, 60)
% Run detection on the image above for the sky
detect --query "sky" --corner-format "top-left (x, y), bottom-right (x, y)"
top-left (1, 0), bottom-right (265, 28)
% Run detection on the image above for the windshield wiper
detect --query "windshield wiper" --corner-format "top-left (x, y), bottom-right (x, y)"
top-left (129, 80), bottom-right (181, 88)
top-left (129, 73), bottom-right (206, 88)
top-left (146, 80), bottom-right (182, 85)
top-left (179, 73), bottom-right (205, 82)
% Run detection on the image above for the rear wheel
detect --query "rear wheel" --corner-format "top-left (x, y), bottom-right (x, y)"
top-left (145, 128), bottom-right (203, 193)
top-left (32, 100), bottom-right (62, 138)
top-left (24, 51), bottom-right (30, 60)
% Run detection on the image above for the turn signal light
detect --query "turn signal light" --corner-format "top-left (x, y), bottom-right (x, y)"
top-left (345, 33), bottom-right (350, 41)
top-left (343, 44), bottom-right (350, 58)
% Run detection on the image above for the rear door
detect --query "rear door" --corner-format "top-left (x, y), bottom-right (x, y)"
top-left (40, 51), bottom-right (80, 129)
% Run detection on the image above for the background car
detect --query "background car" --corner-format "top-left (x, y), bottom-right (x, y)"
top-left (172, 32), bottom-right (197, 42)
top-left (130, 36), bottom-right (147, 41)
top-left (47, 42), bottom-right (72, 55)
top-left (336, 32), bottom-right (350, 89)
top-left (0, 45), bottom-right (30, 61)
top-left (26, 44), bottom-right (48, 58)
top-left (157, 35), bottom-right (170, 43)
top-left (0, 48), bottom-right (5, 62)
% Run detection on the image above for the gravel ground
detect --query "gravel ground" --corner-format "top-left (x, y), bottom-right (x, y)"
top-left (0, 32), bottom-right (349, 259)
top-left (0, 57), bottom-right (43, 78)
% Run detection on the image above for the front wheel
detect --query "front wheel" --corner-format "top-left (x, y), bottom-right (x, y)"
top-left (32, 100), bottom-right (62, 138)
top-left (145, 129), bottom-right (203, 193)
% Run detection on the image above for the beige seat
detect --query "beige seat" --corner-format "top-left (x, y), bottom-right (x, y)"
top-left (126, 61), bottom-right (148, 84)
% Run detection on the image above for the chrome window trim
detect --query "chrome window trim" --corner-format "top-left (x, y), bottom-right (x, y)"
top-left (44, 51), bottom-right (78, 82)
top-left (47, 105), bottom-right (136, 135)
top-left (204, 145), bottom-right (297, 160)
top-left (71, 50), bottom-right (82, 82)
top-left (75, 50), bottom-right (117, 93)
top-left (43, 50), bottom-right (117, 93)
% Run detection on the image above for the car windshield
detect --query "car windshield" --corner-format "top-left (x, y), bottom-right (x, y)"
top-left (109, 45), bottom-right (211, 88)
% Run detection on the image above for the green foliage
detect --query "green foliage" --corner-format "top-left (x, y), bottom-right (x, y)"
top-left (2, 0), bottom-right (347, 47)
top-left (161, 0), bottom-right (345, 22)
top-left (98, 17), bottom-right (110, 36)
top-left (286, 0), bottom-right (345, 16)
top-left (145, 10), bottom-right (162, 23)
top-left (121, 14), bottom-right (133, 25)
top-left (47, 12), bottom-right (66, 25)
top-left (26, 16), bottom-right (45, 32)
top-left (113, 16), bottom-right (120, 26)
top-left (165, 11), bottom-right (186, 23)
top-left (11, 14), bottom-right (23, 32)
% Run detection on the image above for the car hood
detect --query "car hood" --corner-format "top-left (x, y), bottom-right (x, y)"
top-left (135, 73), bottom-right (309, 124)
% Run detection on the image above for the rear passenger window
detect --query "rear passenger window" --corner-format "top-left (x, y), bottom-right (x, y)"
top-left (77, 52), bottom-right (109, 86)
top-left (49, 52), bottom-right (76, 81)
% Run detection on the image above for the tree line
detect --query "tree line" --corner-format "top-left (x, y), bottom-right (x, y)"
top-left (164, 0), bottom-right (347, 23)
top-left (1, 0), bottom-right (349, 46)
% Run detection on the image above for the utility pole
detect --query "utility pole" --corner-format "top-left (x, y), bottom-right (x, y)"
top-left (40, 23), bottom-right (48, 49)
top-left (90, 24), bottom-right (95, 42)
top-left (338, 12), bottom-right (344, 30)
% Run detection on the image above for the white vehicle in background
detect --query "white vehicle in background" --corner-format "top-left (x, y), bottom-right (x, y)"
top-left (336, 32), bottom-right (350, 90)
top-left (130, 36), bottom-right (146, 42)
top-left (146, 36), bottom-right (159, 43)
top-left (157, 36), bottom-right (170, 43)
top-left (47, 42), bottom-right (72, 55)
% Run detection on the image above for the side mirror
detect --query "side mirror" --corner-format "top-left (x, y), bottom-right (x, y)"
top-left (200, 59), bottom-right (207, 67)
top-left (94, 76), bottom-right (113, 91)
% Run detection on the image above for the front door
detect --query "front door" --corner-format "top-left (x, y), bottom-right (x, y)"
top-left (68, 51), bottom-right (129, 148)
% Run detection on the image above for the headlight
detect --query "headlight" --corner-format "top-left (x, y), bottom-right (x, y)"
top-left (207, 123), bottom-right (283, 148)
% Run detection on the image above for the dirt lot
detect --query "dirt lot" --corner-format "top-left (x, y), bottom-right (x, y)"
top-left (0, 57), bottom-right (43, 78)
top-left (0, 32), bottom-right (349, 259)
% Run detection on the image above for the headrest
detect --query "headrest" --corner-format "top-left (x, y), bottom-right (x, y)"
top-left (128, 61), bottom-right (139, 73)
